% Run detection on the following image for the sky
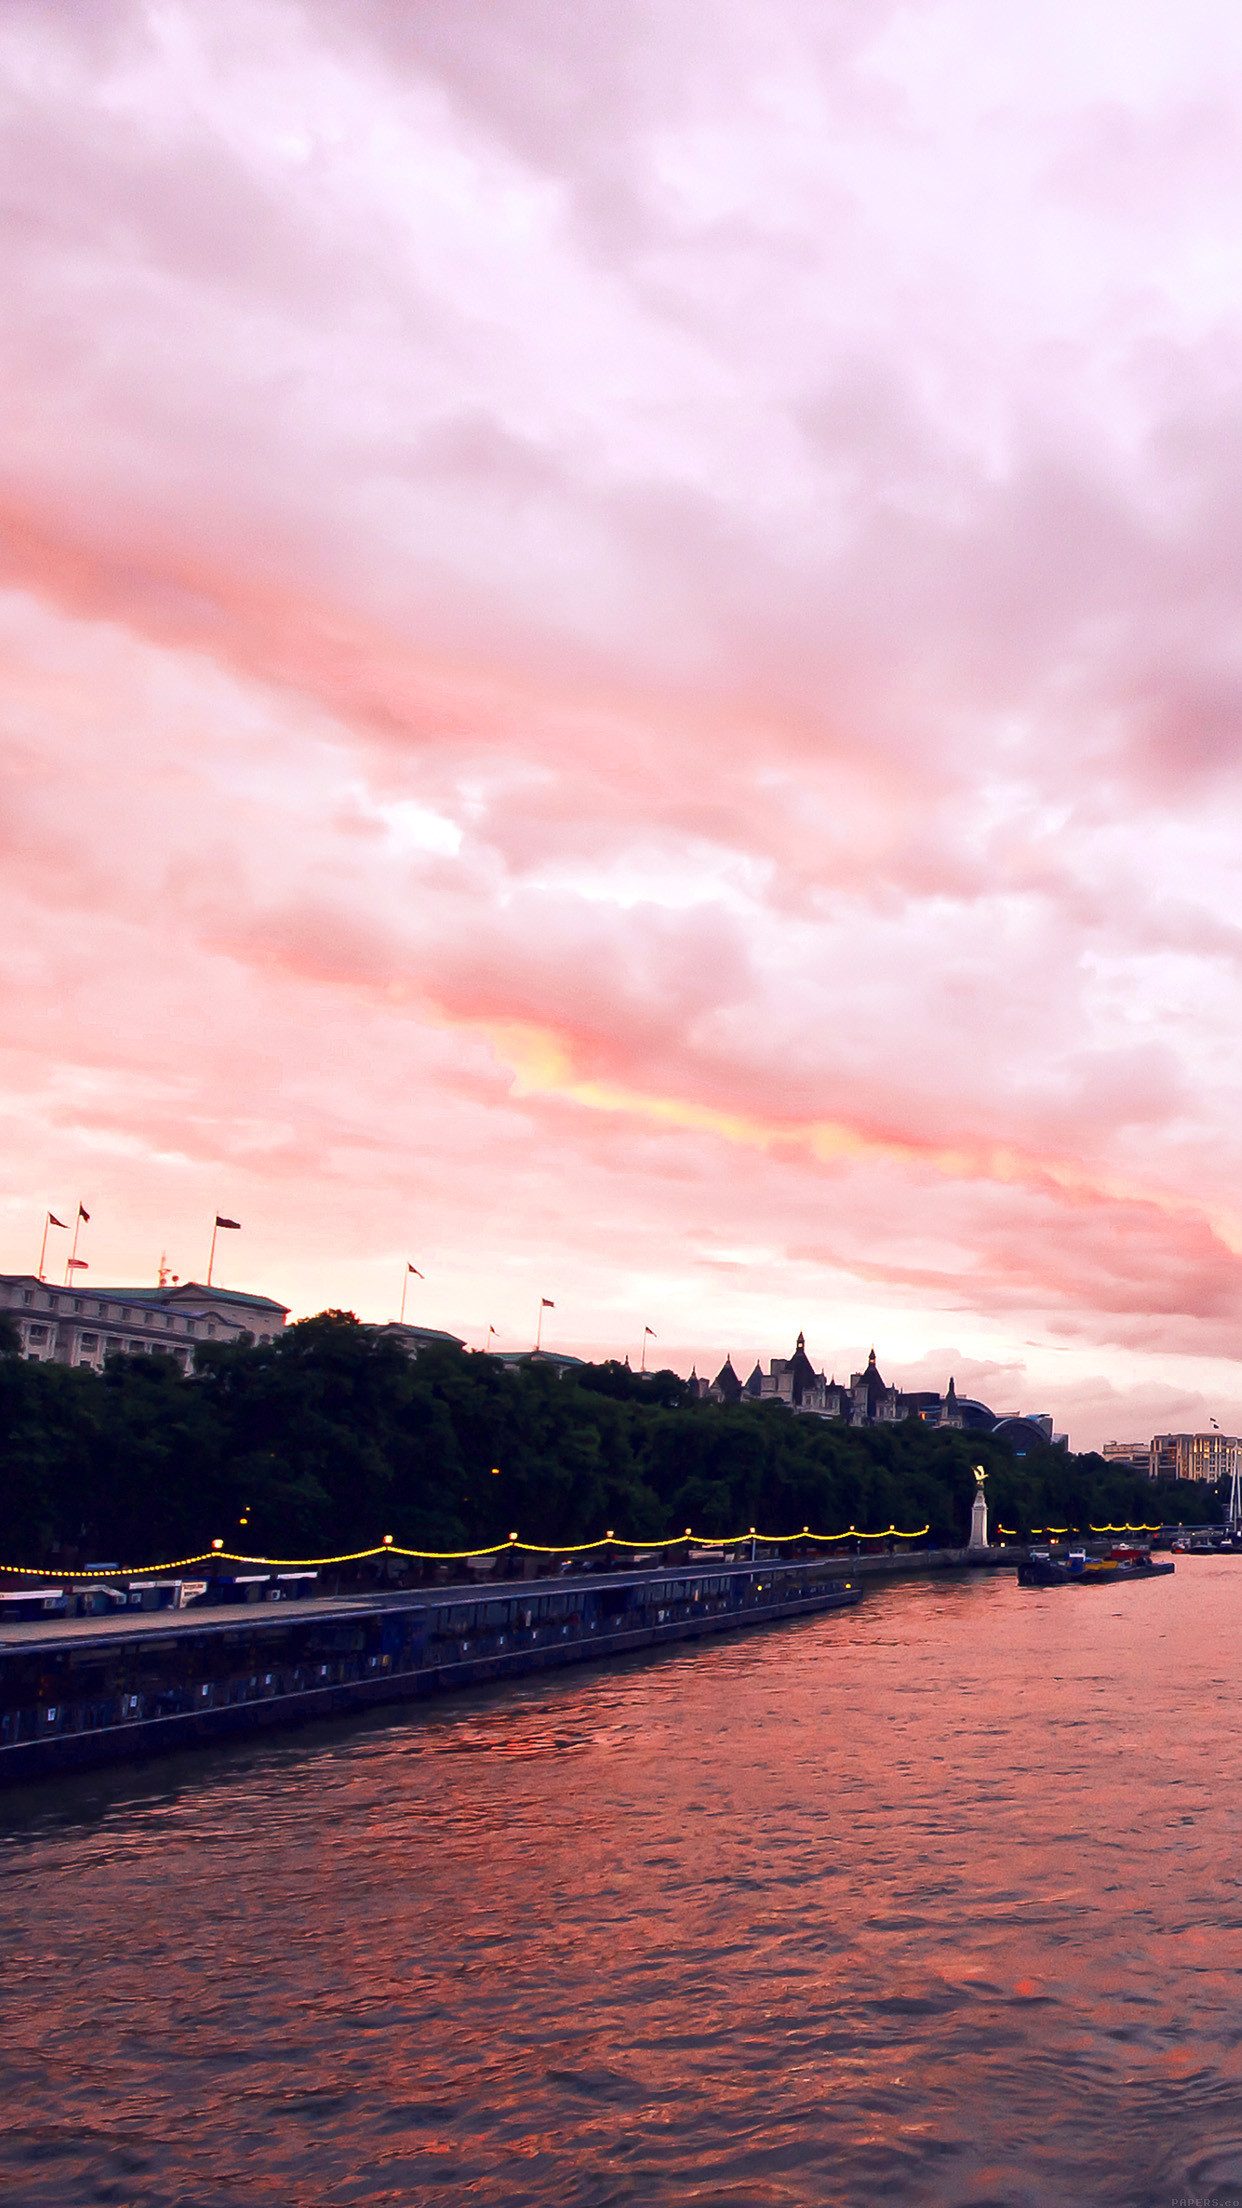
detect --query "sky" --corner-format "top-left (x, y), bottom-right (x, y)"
top-left (6, 1), bottom-right (1242, 1447)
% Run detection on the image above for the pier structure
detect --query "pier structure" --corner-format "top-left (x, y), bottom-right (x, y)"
top-left (0, 1557), bottom-right (862, 1784)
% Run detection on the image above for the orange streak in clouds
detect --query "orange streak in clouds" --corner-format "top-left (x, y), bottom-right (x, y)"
top-left (487, 1017), bottom-right (1242, 1249)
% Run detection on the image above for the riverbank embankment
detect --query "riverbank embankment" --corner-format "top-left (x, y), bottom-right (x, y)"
top-left (850, 1544), bottom-right (1016, 1576)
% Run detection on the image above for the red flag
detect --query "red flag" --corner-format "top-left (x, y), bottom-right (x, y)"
top-left (66, 1258), bottom-right (88, 1271)
top-left (78, 1204), bottom-right (90, 1223)
top-left (215, 1216), bottom-right (241, 1230)
top-left (48, 1213), bottom-right (67, 1229)
top-left (407, 1263), bottom-right (423, 1277)
top-left (541, 1298), bottom-right (555, 1309)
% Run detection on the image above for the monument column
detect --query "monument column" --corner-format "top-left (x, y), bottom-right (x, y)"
top-left (968, 1465), bottom-right (989, 1551)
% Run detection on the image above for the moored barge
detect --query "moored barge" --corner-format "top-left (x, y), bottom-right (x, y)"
top-left (0, 1558), bottom-right (862, 1783)
top-left (1018, 1546), bottom-right (1175, 1588)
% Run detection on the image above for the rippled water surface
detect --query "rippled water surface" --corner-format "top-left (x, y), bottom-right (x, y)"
top-left (2, 1565), bottom-right (1242, 2206)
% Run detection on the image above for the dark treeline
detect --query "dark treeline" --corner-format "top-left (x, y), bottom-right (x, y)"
top-left (0, 1310), bottom-right (1217, 1566)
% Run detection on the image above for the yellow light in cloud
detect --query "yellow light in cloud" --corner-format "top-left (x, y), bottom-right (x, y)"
top-left (475, 1017), bottom-right (1242, 1252)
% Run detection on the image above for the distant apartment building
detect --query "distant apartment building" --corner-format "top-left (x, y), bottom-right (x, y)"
top-left (0, 1275), bottom-right (288, 1373)
top-left (1102, 1441), bottom-right (1149, 1471)
top-left (1148, 1432), bottom-right (1242, 1483)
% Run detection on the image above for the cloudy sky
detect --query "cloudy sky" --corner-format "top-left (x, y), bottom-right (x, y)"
top-left (6, 1), bottom-right (1242, 1444)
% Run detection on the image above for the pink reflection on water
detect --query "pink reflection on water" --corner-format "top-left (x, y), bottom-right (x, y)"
top-left (0, 1567), bottom-right (1240, 2205)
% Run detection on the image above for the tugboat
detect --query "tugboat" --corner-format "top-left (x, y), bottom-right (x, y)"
top-left (1018, 1545), bottom-right (1174, 1588)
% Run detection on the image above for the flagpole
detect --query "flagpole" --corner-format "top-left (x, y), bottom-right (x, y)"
top-left (37, 1214), bottom-right (49, 1282)
top-left (536, 1301), bottom-right (544, 1353)
top-left (65, 1205), bottom-right (82, 1288)
top-left (400, 1266), bottom-right (408, 1325)
top-left (207, 1218), bottom-right (218, 1287)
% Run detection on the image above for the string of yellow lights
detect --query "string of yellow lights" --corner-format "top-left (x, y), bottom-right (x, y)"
top-left (0, 1523), bottom-right (934, 1579)
top-left (1025, 1523), bottom-right (1165, 1536)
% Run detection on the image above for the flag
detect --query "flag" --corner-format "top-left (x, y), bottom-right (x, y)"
top-left (48, 1213), bottom-right (67, 1229)
top-left (645, 1326), bottom-right (656, 1338)
top-left (215, 1216), bottom-right (241, 1230)
top-left (541, 1298), bottom-right (555, 1309)
top-left (407, 1263), bottom-right (423, 1278)
top-left (66, 1258), bottom-right (88, 1271)
top-left (78, 1204), bottom-right (90, 1223)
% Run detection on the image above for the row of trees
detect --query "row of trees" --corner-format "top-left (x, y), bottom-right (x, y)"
top-left (0, 1310), bottom-right (1218, 1568)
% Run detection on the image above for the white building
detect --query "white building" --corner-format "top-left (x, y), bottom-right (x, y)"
top-left (0, 1276), bottom-right (288, 1373)
top-left (1102, 1441), bottom-right (1149, 1472)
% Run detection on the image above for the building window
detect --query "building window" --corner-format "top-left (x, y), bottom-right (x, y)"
top-left (130, 1340), bottom-right (146, 1354)
top-left (121, 1308), bottom-right (130, 1322)
top-left (79, 1335), bottom-right (98, 1351)
top-left (28, 1324), bottom-right (47, 1340)
top-left (185, 1319), bottom-right (196, 1335)
top-left (164, 1315), bottom-right (174, 1329)
top-left (44, 1294), bottom-right (57, 1310)
top-left (21, 1291), bottom-right (32, 1307)
top-left (73, 1299), bottom-right (84, 1314)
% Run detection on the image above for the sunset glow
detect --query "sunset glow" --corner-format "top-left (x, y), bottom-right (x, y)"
top-left (7, 2), bottom-right (1242, 1443)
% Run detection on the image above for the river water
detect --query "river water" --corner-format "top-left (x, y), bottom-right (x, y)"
top-left (0, 1563), bottom-right (1239, 2207)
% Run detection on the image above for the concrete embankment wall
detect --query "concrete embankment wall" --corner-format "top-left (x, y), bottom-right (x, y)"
top-left (850, 1544), bottom-right (1019, 1576)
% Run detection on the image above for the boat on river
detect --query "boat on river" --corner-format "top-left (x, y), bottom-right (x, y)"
top-left (1018, 1546), bottom-right (1175, 1589)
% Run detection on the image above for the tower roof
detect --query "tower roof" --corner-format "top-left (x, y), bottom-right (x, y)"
top-left (853, 1347), bottom-right (889, 1416)
top-left (788, 1330), bottom-right (819, 1403)
top-left (712, 1355), bottom-right (743, 1401)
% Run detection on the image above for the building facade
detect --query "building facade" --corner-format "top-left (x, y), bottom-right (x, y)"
top-left (372, 1321), bottom-right (466, 1358)
top-left (1148, 1432), bottom-right (1241, 1483)
top-left (0, 1276), bottom-right (288, 1373)
top-left (1101, 1440), bottom-right (1149, 1472)
top-left (703, 1336), bottom-right (1065, 1447)
top-left (740, 1333), bottom-right (852, 1416)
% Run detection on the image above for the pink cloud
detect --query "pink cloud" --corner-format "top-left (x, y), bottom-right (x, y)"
top-left (6, 0), bottom-right (1242, 1449)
